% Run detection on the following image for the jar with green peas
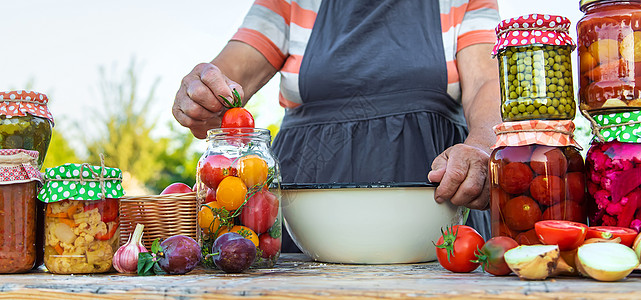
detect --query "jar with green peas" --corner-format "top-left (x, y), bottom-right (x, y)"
top-left (493, 15), bottom-right (577, 122)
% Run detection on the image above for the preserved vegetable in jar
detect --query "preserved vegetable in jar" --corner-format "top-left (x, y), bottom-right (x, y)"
top-left (0, 149), bottom-right (42, 273)
top-left (38, 162), bottom-right (124, 274)
top-left (490, 121), bottom-right (586, 244)
top-left (0, 91), bottom-right (54, 168)
top-left (577, 0), bottom-right (641, 113)
top-left (196, 128), bottom-right (282, 269)
top-left (584, 111), bottom-right (641, 230)
top-left (493, 14), bottom-right (576, 121)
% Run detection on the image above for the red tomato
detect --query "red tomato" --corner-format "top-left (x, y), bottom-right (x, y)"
top-left (258, 234), bottom-right (281, 259)
top-left (503, 196), bottom-right (542, 231)
top-left (435, 225), bottom-right (484, 273)
top-left (565, 172), bottom-right (586, 203)
top-left (515, 229), bottom-right (540, 245)
top-left (530, 146), bottom-right (568, 176)
top-left (160, 182), bottom-right (193, 195)
top-left (221, 107), bottom-right (255, 128)
top-left (240, 189), bottom-right (279, 234)
top-left (541, 201), bottom-right (586, 223)
top-left (473, 236), bottom-right (518, 276)
top-left (84, 198), bottom-right (119, 223)
top-left (529, 175), bottom-right (565, 206)
top-left (586, 226), bottom-right (637, 247)
top-left (499, 162), bottom-right (533, 194)
top-left (199, 155), bottom-right (236, 189)
top-left (535, 220), bottom-right (588, 251)
top-left (205, 188), bottom-right (216, 203)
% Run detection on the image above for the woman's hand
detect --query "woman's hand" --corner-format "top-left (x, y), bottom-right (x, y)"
top-left (173, 63), bottom-right (242, 139)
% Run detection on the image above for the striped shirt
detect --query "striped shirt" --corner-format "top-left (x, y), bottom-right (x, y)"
top-left (232, 0), bottom-right (500, 109)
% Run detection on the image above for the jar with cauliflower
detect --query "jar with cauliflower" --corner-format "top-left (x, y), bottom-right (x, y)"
top-left (38, 162), bottom-right (124, 274)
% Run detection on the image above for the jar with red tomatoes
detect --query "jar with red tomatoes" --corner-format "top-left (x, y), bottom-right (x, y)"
top-left (577, 0), bottom-right (641, 113)
top-left (584, 110), bottom-right (641, 232)
top-left (196, 128), bottom-right (282, 269)
top-left (493, 14), bottom-right (576, 121)
top-left (0, 150), bottom-right (42, 273)
top-left (490, 120), bottom-right (587, 245)
top-left (38, 162), bottom-right (124, 274)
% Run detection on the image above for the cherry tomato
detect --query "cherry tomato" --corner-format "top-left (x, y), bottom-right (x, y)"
top-left (216, 176), bottom-right (247, 211)
top-left (541, 200), bottom-right (586, 223)
top-left (221, 107), bottom-right (255, 128)
top-left (239, 189), bottom-right (279, 234)
top-left (198, 201), bottom-right (223, 234)
top-left (564, 148), bottom-right (585, 173)
top-left (435, 225), bottom-right (484, 273)
top-left (217, 225), bottom-right (259, 247)
top-left (503, 196), bottom-right (542, 231)
top-left (515, 229), bottom-right (540, 245)
top-left (565, 172), bottom-right (586, 203)
top-left (535, 220), bottom-right (588, 251)
top-left (258, 234), bottom-right (281, 259)
top-left (160, 182), bottom-right (193, 194)
top-left (529, 175), bottom-right (565, 206)
top-left (84, 198), bottom-right (119, 223)
top-left (205, 188), bottom-right (216, 203)
top-left (529, 146), bottom-right (568, 176)
top-left (473, 236), bottom-right (518, 276)
top-left (199, 155), bottom-right (236, 189)
top-left (586, 226), bottom-right (637, 247)
top-left (499, 162), bottom-right (533, 194)
top-left (238, 154), bottom-right (269, 188)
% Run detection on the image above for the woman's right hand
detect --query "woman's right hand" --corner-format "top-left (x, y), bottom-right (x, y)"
top-left (173, 63), bottom-right (244, 139)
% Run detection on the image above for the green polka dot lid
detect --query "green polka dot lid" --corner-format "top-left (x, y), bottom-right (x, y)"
top-left (593, 111), bottom-right (641, 143)
top-left (37, 163), bottom-right (124, 203)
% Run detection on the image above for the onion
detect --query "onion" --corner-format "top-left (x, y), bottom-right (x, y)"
top-left (113, 224), bottom-right (148, 273)
top-left (504, 245), bottom-right (559, 280)
top-left (576, 242), bottom-right (639, 282)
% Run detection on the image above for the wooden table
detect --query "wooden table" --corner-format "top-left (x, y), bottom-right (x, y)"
top-left (1, 253), bottom-right (641, 299)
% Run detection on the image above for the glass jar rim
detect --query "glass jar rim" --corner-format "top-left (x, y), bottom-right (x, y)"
top-left (580, 0), bottom-right (641, 12)
top-left (206, 127), bottom-right (271, 141)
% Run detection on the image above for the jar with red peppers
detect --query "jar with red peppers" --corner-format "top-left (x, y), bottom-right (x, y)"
top-left (493, 14), bottom-right (577, 121)
top-left (0, 149), bottom-right (42, 273)
top-left (577, 0), bottom-right (641, 113)
top-left (38, 161), bottom-right (124, 274)
top-left (490, 120), bottom-right (587, 245)
top-left (584, 110), bottom-right (641, 231)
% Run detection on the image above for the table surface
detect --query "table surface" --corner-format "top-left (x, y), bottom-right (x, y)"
top-left (2, 253), bottom-right (641, 299)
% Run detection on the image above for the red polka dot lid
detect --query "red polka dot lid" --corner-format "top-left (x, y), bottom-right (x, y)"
top-left (492, 14), bottom-right (576, 56)
top-left (0, 149), bottom-right (42, 185)
top-left (0, 90), bottom-right (54, 125)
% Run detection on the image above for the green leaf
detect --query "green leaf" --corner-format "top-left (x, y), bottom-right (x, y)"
top-left (137, 252), bottom-right (155, 276)
top-left (269, 217), bottom-right (282, 239)
top-left (153, 263), bottom-right (167, 275)
top-left (232, 89), bottom-right (242, 106)
top-left (151, 238), bottom-right (162, 253)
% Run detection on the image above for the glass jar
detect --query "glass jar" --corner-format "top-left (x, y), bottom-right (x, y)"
top-left (196, 128), bottom-right (282, 269)
top-left (0, 91), bottom-right (54, 168)
top-left (0, 149), bottom-right (42, 273)
top-left (490, 121), bottom-right (586, 245)
top-left (38, 163), bottom-right (124, 274)
top-left (584, 111), bottom-right (641, 230)
top-left (493, 14), bottom-right (576, 121)
top-left (577, 0), bottom-right (641, 113)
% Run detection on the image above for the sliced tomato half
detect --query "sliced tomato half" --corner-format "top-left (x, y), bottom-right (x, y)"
top-left (534, 220), bottom-right (588, 251)
top-left (586, 226), bottom-right (637, 247)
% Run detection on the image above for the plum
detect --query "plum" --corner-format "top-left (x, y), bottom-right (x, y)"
top-left (158, 235), bottom-right (201, 274)
top-left (212, 232), bottom-right (256, 273)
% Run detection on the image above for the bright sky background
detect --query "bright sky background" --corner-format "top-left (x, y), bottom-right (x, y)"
top-left (1, 0), bottom-right (585, 149)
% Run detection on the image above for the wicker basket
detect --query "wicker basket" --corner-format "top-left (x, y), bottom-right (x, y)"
top-left (119, 192), bottom-right (198, 249)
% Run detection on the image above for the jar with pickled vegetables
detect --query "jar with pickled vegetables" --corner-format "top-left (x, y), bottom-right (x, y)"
top-left (0, 91), bottom-right (54, 168)
top-left (490, 120), bottom-right (586, 245)
top-left (577, 0), bottom-right (641, 113)
top-left (38, 162), bottom-right (124, 274)
top-left (0, 149), bottom-right (42, 273)
top-left (584, 110), bottom-right (641, 231)
top-left (196, 128), bottom-right (282, 269)
top-left (493, 15), bottom-right (577, 121)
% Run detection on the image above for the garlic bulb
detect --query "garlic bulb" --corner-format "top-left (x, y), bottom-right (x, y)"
top-left (113, 223), bottom-right (148, 273)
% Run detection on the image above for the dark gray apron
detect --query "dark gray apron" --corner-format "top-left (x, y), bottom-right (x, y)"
top-left (273, 0), bottom-right (491, 253)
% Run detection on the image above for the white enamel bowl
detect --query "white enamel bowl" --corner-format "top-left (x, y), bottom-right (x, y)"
top-left (281, 183), bottom-right (462, 264)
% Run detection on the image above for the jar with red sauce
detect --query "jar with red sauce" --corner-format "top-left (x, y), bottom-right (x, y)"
top-left (584, 110), bottom-right (641, 231)
top-left (490, 120), bottom-right (586, 245)
top-left (0, 149), bottom-right (42, 273)
top-left (577, 0), bottom-right (641, 113)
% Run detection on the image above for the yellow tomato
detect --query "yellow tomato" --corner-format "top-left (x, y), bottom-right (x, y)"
top-left (198, 201), bottom-right (223, 233)
top-left (217, 225), bottom-right (259, 247)
top-left (238, 154), bottom-right (268, 188)
top-left (216, 176), bottom-right (247, 210)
